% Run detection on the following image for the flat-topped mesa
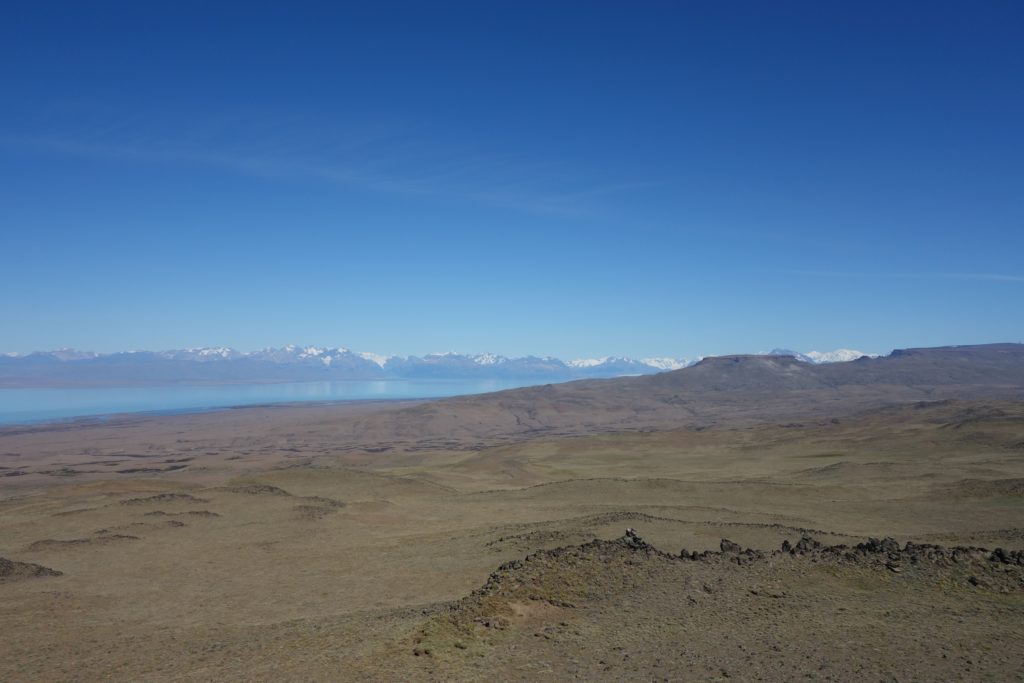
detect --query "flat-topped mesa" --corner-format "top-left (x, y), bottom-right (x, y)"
top-left (647, 343), bottom-right (1024, 394)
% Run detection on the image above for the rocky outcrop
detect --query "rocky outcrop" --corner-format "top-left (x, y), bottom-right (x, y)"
top-left (782, 534), bottom-right (992, 567)
top-left (214, 484), bottom-right (292, 496)
top-left (719, 538), bottom-right (742, 553)
top-left (27, 534), bottom-right (139, 551)
top-left (0, 556), bottom-right (62, 580)
top-left (411, 528), bottom-right (1024, 665)
top-left (451, 529), bottom-right (1024, 630)
top-left (990, 547), bottom-right (1024, 565)
top-left (120, 493), bottom-right (208, 505)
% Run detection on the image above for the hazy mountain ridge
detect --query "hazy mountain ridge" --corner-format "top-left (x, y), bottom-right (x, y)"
top-left (332, 343), bottom-right (1024, 447)
top-left (0, 344), bottom-right (872, 388)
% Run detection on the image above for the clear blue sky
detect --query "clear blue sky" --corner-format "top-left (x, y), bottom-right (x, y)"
top-left (2, 2), bottom-right (1022, 359)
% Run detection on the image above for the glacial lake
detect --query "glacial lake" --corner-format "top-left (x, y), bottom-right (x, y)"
top-left (0, 379), bottom-right (545, 425)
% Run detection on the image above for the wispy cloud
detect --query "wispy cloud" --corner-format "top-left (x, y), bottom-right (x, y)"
top-left (954, 272), bottom-right (1024, 283)
top-left (781, 270), bottom-right (1024, 283)
top-left (0, 119), bottom-right (655, 219)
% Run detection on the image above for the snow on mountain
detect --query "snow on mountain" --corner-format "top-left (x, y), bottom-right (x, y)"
top-left (197, 347), bottom-right (236, 359)
top-left (471, 353), bottom-right (507, 365)
top-left (568, 357), bottom-right (608, 368)
top-left (158, 347), bottom-right (242, 362)
top-left (768, 348), bottom-right (875, 364)
top-left (5, 346), bottom-right (868, 371)
top-left (293, 345), bottom-right (349, 359)
top-left (357, 351), bottom-right (391, 368)
top-left (569, 357), bottom-right (642, 368)
top-left (802, 349), bottom-right (874, 364)
top-left (641, 357), bottom-right (691, 371)
top-left (569, 356), bottom-right (690, 372)
top-left (0, 345), bottom-right (698, 383)
top-left (29, 349), bottom-right (100, 361)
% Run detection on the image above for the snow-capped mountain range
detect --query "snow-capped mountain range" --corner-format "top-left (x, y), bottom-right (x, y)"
top-left (768, 348), bottom-right (877, 364)
top-left (0, 345), bottom-right (875, 387)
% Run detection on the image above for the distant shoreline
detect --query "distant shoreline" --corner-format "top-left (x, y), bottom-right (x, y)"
top-left (0, 377), bottom-right (552, 390)
top-left (0, 397), bottom-right (429, 432)
top-left (0, 377), bottom-right (552, 428)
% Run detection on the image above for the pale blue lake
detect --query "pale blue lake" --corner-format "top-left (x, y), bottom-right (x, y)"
top-left (0, 379), bottom-right (542, 425)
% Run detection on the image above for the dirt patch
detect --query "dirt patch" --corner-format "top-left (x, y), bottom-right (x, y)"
top-left (505, 599), bottom-right (566, 624)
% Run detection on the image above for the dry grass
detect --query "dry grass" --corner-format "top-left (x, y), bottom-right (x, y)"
top-left (1, 399), bottom-right (1022, 680)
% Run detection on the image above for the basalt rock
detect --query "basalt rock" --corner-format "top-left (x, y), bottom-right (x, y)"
top-left (791, 535), bottom-right (823, 554)
top-left (719, 539), bottom-right (743, 553)
top-left (0, 556), bottom-right (63, 580)
top-left (623, 528), bottom-right (649, 550)
top-left (858, 537), bottom-right (901, 555)
top-left (990, 547), bottom-right (1024, 566)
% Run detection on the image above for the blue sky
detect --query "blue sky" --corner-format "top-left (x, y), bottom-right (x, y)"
top-left (2, 2), bottom-right (1022, 359)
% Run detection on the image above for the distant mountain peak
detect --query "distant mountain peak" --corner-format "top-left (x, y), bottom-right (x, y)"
top-left (357, 351), bottom-right (391, 368)
top-left (472, 353), bottom-right (507, 365)
top-left (641, 357), bottom-right (689, 371)
top-left (0, 343), bottom-right (886, 389)
top-left (767, 348), bottom-right (875, 364)
top-left (568, 357), bottom-right (613, 368)
top-left (0, 346), bottom-right (694, 387)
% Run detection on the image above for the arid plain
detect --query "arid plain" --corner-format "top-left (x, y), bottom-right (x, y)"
top-left (3, 348), bottom-right (1024, 681)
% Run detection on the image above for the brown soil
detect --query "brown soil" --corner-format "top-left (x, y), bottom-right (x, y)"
top-left (1, 397), bottom-right (1022, 680)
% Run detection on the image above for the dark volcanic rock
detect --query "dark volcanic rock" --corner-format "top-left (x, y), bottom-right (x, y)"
top-left (623, 528), bottom-right (649, 550)
top-left (792, 535), bottom-right (823, 554)
top-left (0, 556), bottom-right (63, 580)
top-left (408, 525), bottom-right (1024, 683)
top-left (858, 537), bottom-right (901, 554)
top-left (120, 493), bottom-right (208, 505)
top-left (27, 534), bottom-right (140, 551)
top-left (991, 547), bottom-right (1024, 566)
top-left (719, 539), bottom-right (743, 553)
top-left (215, 484), bottom-right (292, 496)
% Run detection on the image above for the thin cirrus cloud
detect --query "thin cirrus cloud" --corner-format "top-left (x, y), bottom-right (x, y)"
top-left (958, 273), bottom-right (1024, 283)
top-left (782, 270), bottom-right (1024, 284)
top-left (1, 126), bottom-right (647, 219)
